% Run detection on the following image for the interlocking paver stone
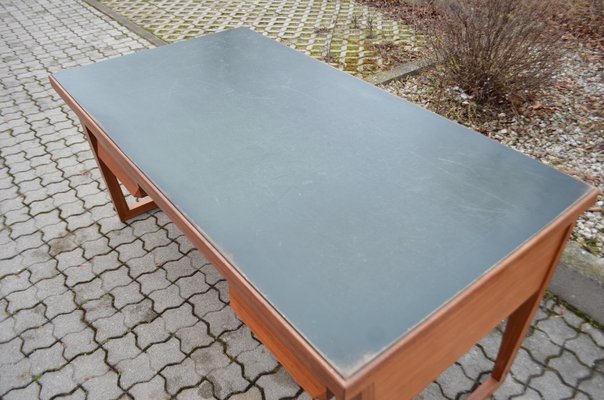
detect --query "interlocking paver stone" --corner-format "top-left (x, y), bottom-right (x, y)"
top-left (147, 336), bottom-right (186, 370)
top-left (214, 281), bottom-right (229, 304)
top-left (110, 281), bottom-right (144, 309)
top-left (138, 269), bottom-right (171, 295)
top-left (6, 285), bottom-right (38, 313)
top-left (0, 316), bottom-right (16, 342)
top-left (256, 366), bottom-right (300, 400)
top-left (93, 311), bottom-right (129, 342)
top-left (537, 316), bottom-right (579, 346)
top-left (35, 274), bottom-right (67, 301)
top-left (457, 346), bottom-right (494, 381)
top-left (176, 380), bottom-right (217, 400)
top-left (73, 277), bottom-right (105, 303)
top-left (21, 322), bottom-right (56, 354)
top-left (549, 349), bottom-right (592, 387)
top-left (191, 342), bottom-right (231, 377)
top-left (104, 332), bottom-right (140, 365)
top-left (208, 362), bottom-right (249, 399)
top-left (43, 290), bottom-right (77, 319)
top-left (116, 239), bottom-right (146, 263)
top-left (437, 363), bottom-right (475, 399)
top-left (38, 364), bottom-right (77, 400)
top-left (516, 386), bottom-right (542, 399)
top-left (0, 298), bottom-right (8, 321)
top-left (175, 235), bottom-right (197, 256)
top-left (61, 326), bottom-right (97, 360)
top-left (122, 298), bottom-right (157, 327)
top-left (100, 265), bottom-right (132, 291)
top-left (529, 370), bottom-right (574, 399)
top-left (165, 257), bottom-right (198, 283)
top-left (199, 264), bottom-right (223, 286)
top-left (578, 372), bottom-right (604, 398)
top-left (0, 271), bottom-right (30, 297)
top-left (0, 358), bottom-right (32, 396)
top-left (238, 345), bottom-right (279, 381)
top-left (82, 294), bottom-right (116, 322)
top-left (3, 382), bottom-right (41, 400)
top-left (223, 326), bottom-right (259, 358)
top-left (564, 333), bottom-right (602, 367)
top-left (130, 374), bottom-right (170, 400)
top-left (523, 328), bottom-right (563, 366)
top-left (149, 283), bottom-right (184, 313)
top-left (190, 289), bottom-right (225, 319)
top-left (82, 370), bottom-right (124, 400)
top-left (205, 306), bottom-right (241, 337)
top-left (491, 376), bottom-right (526, 400)
top-left (176, 320), bottom-right (214, 353)
top-left (30, 341), bottom-right (66, 376)
top-left (71, 348), bottom-right (109, 384)
top-left (229, 386), bottom-right (263, 400)
top-left (175, 271), bottom-right (210, 300)
top-left (0, 337), bottom-right (24, 365)
top-left (162, 357), bottom-right (203, 395)
top-left (126, 252), bottom-right (157, 278)
top-left (52, 310), bottom-right (86, 339)
top-left (153, 242), bottom-right (183, 266)
top-left (162, 302), bottom-right (198, 332)
top-left (90, 252), bottom-right (121, 276)
top-left (140, 228), bottom-right (172, 251)
top-left (510, 348), bottom-right (544, 383)
top-left (134, 316), bottom-right (170, 349)
top-left (116, 352), bottom-right (155, 388)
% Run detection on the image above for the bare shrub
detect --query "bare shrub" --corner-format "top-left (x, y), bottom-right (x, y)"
top-left (426, 0), bottom-right (563, 107)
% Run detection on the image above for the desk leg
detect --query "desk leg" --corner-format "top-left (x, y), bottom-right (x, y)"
top-left (469, 223), bottom-right (575, 400)
top-left (82, 124), bottom-right (157, 222)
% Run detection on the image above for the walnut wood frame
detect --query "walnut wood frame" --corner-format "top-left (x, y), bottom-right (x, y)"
top-left (50, 75), bottom-right (599, 400)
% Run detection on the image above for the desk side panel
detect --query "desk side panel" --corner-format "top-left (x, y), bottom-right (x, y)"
top-left (343, 190), bottom-right (598, 399)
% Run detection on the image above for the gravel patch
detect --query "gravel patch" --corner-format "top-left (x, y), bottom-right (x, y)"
top-left (383, 49), bottom-right (603, 257)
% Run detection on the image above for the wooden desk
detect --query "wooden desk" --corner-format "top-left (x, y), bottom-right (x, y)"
top-left (50, 28), bottom-right (598, 399)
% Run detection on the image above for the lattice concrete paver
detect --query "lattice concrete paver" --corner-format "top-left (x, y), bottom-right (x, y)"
top-left (100, 0), bottom-right (421, 76)
top-left (1, 0), bottom-right (604, 399)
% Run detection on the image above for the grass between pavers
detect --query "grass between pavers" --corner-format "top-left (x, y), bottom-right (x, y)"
top-left (545, 291), bottom-right (604, 331)
top-left (98, 0), bottom-right (424, 76)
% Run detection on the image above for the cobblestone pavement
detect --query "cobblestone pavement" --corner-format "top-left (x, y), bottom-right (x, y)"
top-left (1, 0), bottom-right (604, 399)
top-left (97, 0), bottom-right (421, 76)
